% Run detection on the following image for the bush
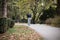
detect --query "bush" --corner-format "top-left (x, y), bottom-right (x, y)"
top-left (7, 18), bottom-right (15, 28)
top-left (0, 17), bottom-right (8, 33)
top-left (45, 18), bottom-right (52, 25)
top-left (10, 20), bottom-right (15, 28)
top-left (0, 17), bottom-right (15, 33)
top-left (45, 16), bottom-right (60, 28)
top-left (51, 17), bottom-right (60, 28)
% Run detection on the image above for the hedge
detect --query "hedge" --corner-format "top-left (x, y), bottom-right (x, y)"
top-left (0, 17), bottom-right (15, 33)
top-left (0, 17), bottom-right (8, 33)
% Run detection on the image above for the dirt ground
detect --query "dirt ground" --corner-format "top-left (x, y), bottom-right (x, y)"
top-left (0, 25), bottom-right (43, 40)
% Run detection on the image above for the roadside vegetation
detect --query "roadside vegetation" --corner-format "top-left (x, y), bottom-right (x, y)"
top-left (0, 25), bottom-right (43, 40)
top-left (45, 16), bottom-right (60, 28)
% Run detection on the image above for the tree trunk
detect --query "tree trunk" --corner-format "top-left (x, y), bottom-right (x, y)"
top-left (56, 0), bottom-right (60, 16)
top-left (0, 0), bottom-right (2, 17)
top-left (31, 0), bottom-right (38, 24)
top-left (2, 0), bottom-right (7, 17)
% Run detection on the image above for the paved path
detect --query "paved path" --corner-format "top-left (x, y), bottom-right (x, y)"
top-left (15, 23), bottom-right (60, 40)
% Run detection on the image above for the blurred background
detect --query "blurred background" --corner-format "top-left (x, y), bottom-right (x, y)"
top-left (0, 0), bottom-right (60, 27)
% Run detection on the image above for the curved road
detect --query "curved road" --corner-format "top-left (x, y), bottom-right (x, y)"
top-left (15, 23), bottom-right (60, 40)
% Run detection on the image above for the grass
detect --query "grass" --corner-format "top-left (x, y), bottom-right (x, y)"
top-left (0, 25), bottom-right (43, 40)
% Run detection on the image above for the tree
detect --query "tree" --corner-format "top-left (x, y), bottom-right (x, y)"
top-left (7, 0), bottom-right (20, 20)
top-left (2, 0), bottom-right (7, 17)
top-left (29, 0), bottom-right (56, 23)
top-left (0, 0), bottom-right (2, 17)
top-left (6, 0), bottom-right (57, 23)
top-left (56, 0), bottom-right (60, 16)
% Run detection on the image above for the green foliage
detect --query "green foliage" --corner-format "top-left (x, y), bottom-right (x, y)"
top-left (7, 18), bottom-right (15, 28)
top-left (0, 17), bottom-right (15, 33)
top-left (7, 0), bottom-right (57, 23)
top-left (39, 6), bottom-right (56, 24)
top-left (0, 18), bottom-right (8, 33)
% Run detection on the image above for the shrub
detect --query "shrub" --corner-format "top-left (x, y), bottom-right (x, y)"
top-left (45, 18), bottom-right (52, 25)
top-left (10, 20), bottom-right (15, 28)
top-left (51, 17), bottom-right (60, 28)
top-left (7, 18), bottom-right (15, 28)
top-left (45, 16), bottom-right (60, 28)
top-left (0, 17), bottom-right (8, 33)
top-left (0, 17), bottom-right (15, 33)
